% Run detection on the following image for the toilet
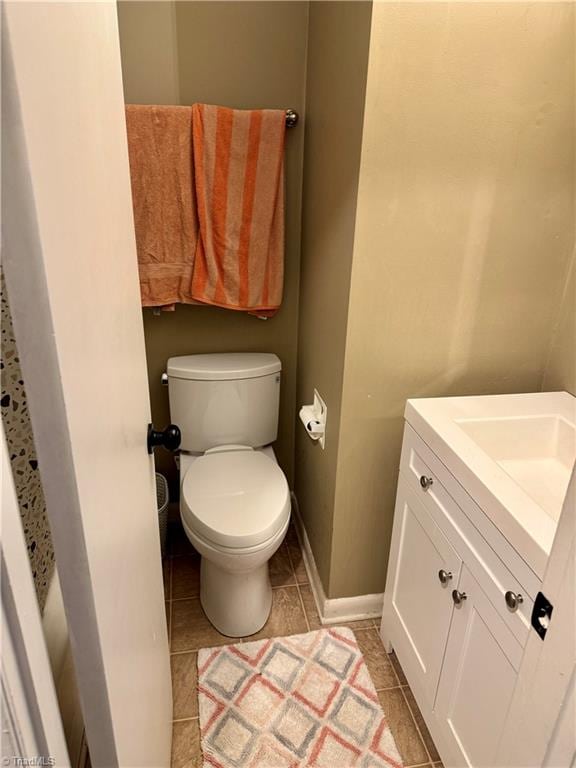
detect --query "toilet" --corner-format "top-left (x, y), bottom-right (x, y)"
top-left (166, 352), bottom-right (291, 637)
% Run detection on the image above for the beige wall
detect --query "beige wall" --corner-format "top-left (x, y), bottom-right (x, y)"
top-left (117, 2), bottom-right (308, 489)
top-left (328, 2), bottom-right (575, 598)
top-left (543, 248), bottom-right (576, 395)
top-left (117, 1), bottom-right (179, 104)
top-left (294, 2), bottom-right (373, 588)
top-left (118, 2), bottom-right (575, 600)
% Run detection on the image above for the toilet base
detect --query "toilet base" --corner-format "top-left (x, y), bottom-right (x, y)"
top-left (200, 558), bottom-right (272, 637)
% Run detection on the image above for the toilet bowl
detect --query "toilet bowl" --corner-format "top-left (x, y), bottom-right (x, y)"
top-left (167, 352), bottom-right (289, 636)
top-left (180, 445), bottom-right (291, 636)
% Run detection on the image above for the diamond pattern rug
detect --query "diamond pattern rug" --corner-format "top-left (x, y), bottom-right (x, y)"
top-left (197, 627), bottom-right (403, 768)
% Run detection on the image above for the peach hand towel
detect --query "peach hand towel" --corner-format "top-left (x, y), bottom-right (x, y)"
top-left (191, 104), bottom-right (286, 315)
top-left (125, 105), bottom-right (199, 308)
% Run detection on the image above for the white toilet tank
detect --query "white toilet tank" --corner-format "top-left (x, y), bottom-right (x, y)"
top-left (167, 353), bottom-right (281, 453)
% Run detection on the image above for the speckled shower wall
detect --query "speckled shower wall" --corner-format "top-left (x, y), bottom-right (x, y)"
top-left (1, 270), bottom-right (54, 610)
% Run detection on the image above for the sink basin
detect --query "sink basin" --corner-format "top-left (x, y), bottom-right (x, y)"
top-left (405, 392), bottom-right (576, 577)
top-left (456, 414), bottom-right (575, 522)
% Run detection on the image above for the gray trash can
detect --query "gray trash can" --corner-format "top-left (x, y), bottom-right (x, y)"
top-left (156, 472), bottom-right (169, 558)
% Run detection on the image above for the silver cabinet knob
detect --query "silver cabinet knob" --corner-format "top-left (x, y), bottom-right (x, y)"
top-left (505, 591), bottom-right (523, 612)
top-left (452, 589), bottom-right (467, 605)
top-left (438, 569), bottom-right (453, 586)
top-left (420, 475), bottom-right (434, 491)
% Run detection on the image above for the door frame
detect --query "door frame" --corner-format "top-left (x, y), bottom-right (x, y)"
top-left (1, 430), bottom-right (70, 765)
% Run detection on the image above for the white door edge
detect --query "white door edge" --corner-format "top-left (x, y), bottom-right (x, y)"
top-left (2, 4), bottom-right (172, 764)
top-left (2, 29), bottom-right (119, 764)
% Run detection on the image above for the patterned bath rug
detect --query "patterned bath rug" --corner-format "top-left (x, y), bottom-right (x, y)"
top-left (197, 626), bottom-right (403, 767)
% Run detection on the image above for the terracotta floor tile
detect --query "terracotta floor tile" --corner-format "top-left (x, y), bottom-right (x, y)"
top-left (285, 522), bottom-right (299, 547)
top-left (378, 688), bottom-right (429, 767)
top-left (338, 618), bottom-right (376, 630)
top-left (298, 584), bottom-right (322, 630)
top-left (404, 687), bottom-right (441, 762)
top-left (166, 520), bottom-right (440, 768)
top-left (286, 526), bottom-right (308, 584)
top-left (169, 522), bottom-right (195, 557)
top-left (163, 558), bottom-right (171, 600)
top-left (165, 601), bottom-right (171, 642)
top-left (171, 598), bottom-right (235, 652)
top-left (390, 650), bottom-right (408, 685)
top-left (171, 719), bottom-right (201, 768)
top-left (353, 628), bottom-right (398, 690)
top-left (171, 652), bottom-right (198, 720)
top-left (269, 542), bottom-right (296, 587)
top-left (172, 554), bottom-right (201, 599)
top-left (246, 586), bottom-right (308, 641)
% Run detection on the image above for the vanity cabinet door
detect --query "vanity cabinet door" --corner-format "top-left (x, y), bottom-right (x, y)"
top-left (383, 478), bottom-right (462, 708)
top-left (435, 566), bottom-right (522, 768)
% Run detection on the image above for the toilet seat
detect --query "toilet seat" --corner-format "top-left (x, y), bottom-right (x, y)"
top-left (181, 446), bottom-right (290, 549)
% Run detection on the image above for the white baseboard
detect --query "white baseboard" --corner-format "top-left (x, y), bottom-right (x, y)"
top-left (290, 493), bottom-right (384, 625)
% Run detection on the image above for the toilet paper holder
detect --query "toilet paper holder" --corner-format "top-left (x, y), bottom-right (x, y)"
top-left (299, 389), bottom-right (327, 449)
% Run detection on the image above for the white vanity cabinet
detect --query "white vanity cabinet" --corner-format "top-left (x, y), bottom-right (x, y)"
top-left (385, 479), bottom-right (462, 706)
top-left (434, 565), bottom-right (521, 767)
top-left (382, 423), bottom-right (541, 768)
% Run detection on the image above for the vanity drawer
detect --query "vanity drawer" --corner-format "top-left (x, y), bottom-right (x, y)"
top-left (399, 425), bottom-right (534, 646)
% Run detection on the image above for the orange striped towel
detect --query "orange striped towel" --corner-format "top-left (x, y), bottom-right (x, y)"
top-left (125, 105), bottom-right (199, 309)
top-left (191, 104), bottom-right (286, 316)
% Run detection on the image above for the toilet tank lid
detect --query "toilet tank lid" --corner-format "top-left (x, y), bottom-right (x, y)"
top-left (167, 353), bottom-right (281, 381)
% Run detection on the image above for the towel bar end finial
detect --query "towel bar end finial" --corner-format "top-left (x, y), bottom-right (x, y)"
top-left (285, 109), bottom-right (298, 128)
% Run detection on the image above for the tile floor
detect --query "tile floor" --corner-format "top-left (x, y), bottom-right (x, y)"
top-left (164, 521), bottom-right (443, 768)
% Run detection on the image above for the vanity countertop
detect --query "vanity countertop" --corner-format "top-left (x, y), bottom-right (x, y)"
top-left (405, 392), bottom-right (576, 579)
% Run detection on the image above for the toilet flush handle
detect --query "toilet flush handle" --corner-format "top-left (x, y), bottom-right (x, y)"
top-left (147, 423), bottom-right (181, 454)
